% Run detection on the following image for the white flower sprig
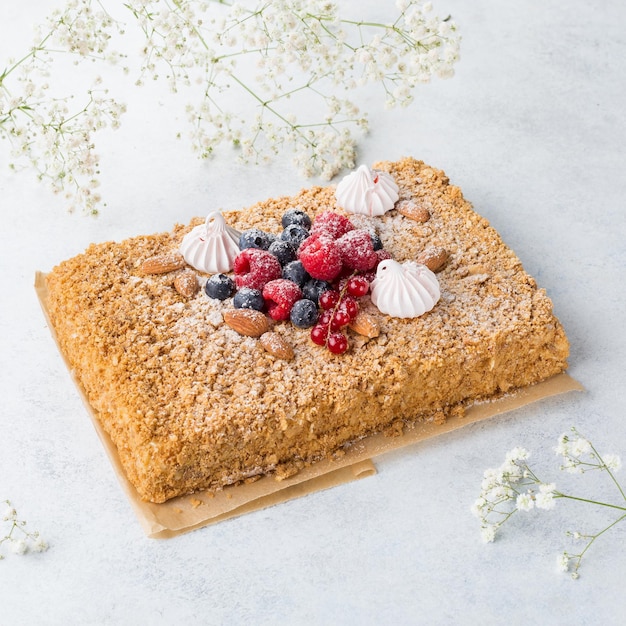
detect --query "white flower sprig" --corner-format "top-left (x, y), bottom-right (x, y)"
top-left (472, 428), bottom-right (626, 579)
top-left (0, 0), bottom-right (127, 214)
top-left (1, 0), bottom-right (460, 214)
top-left (1, 500), bottom-right (49, 559)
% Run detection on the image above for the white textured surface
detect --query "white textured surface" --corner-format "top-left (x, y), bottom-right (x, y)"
top-left (2, 1), bottom-right (626, 624)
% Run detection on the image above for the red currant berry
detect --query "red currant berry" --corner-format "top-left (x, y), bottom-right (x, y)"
top-left (318, 310), bottom-right (333, 327)
top-left (327, 332), bottom-right (349, 354)
top-left (310, 324), bottom-right (329, 346)
top-left (331, 310), bottom-right (351, 330)
top-left (341, 296), bottom-right (359, 320)
top-left (319, 290), bottom-right (340, 310)
top-left (347, 275), bottom-right (369, 297)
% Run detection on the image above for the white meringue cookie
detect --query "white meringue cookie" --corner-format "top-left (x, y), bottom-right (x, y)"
top-left (370, 259), bottom-right (440, 318)
top-left (335, 164), bottom-right (399, 216)
top-left (179, 211), bottom-right (241, 274)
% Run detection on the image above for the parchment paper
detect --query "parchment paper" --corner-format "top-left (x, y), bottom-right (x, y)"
top-left (35, 271), bottom-right (583, 538)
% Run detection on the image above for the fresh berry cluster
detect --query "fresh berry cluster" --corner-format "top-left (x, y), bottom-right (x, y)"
top-left (204, 208), bottom-right (391, 354)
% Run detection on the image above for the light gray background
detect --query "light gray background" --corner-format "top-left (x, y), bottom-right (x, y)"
top-left (1, 1), bottom-right (625, 624)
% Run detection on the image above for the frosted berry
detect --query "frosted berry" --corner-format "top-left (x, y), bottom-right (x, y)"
top-left (238, 228), bottom-right (273, 251)
top-left (319, 290), bottom-right (340, 310)
top-left (298, 234), bottom-right (343, 281)
top-left (302, 278), bottom-right (332, 305)
top-left (234, 248), bottom-right (282, 291)
top-left (347, 275), bottom-right (369, 297)
top-left (262, 279), bottom-right (303, 321)
top-left (233, 287), bottom-right (265, 311)
top-left (282, 260), bottom-right (310, 287)
top-left (205, 273), bottom-right (235, 300)
top-left (310, 324), bottom-right (328, 346)
top-left (282, 208), bottom-right (312, 230)
top-left (290, 298), bottom-right (319, 328)
top-left (327, 332), bottom-right (349, 354)
top-left (268, 240), bottom-right (297, 266)
top-left (375, 249), bottom-right (393, 267)
top-left (340, 296), bottom-right (359, 320)
top-left (370, 233), bottom-right (383, 251)
top-left (318, 310), bottom-right (333, 327)
top-left (280, 224), bottom-right (310, 249)
top-left (311, 211), bottom-right (354, 239)
top-left (335, 229), bottom-right (378, 271)
top-left (331, 309), bottom-right (351, 330)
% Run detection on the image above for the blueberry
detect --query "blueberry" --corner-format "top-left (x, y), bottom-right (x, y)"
top-left (280, 224), bottom-right (310, 249)
top-left (205, 274), bottom-right (236, 300)
top-left (281, 208), bottom-right (312, 230)
top-left (238, 228), bottom-right (273, 251)
top-left (268, 240), bottom-right (297, 266)
top-left (233, 287), bottom-right (265, 311)
top-left (282, 260), bottom-right (310, 287)
top-left (290, 298), bottom-right (319, 328)
top-left (370, 233), bottom-right (383, 251)
top-left (302, 278), bottom-right (332, 305)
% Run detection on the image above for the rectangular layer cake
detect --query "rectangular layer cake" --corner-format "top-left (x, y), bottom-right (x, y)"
top-left (44, 158), bottom-right (569, 503)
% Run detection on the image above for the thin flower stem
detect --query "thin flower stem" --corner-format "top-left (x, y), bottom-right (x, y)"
top-left (588, 440), bottom-right (626, 502)
top-left (571, 512), bottom-right (626, 575)
top-left (557, 493), bottom-right (626, 513)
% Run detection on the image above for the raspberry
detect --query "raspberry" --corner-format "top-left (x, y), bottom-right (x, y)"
top-left (311, 211), bottom-right (354, 240)
top-left (375, 249), bottom-right (393, 266)
top-left (234, 248), bottom-right (282, 291)
top-left (297, 234), bottom-right (343, 282)
top-left (335, 229), bottom-right (378, 271)
top-left (262, 279), bottom-right (303, 321)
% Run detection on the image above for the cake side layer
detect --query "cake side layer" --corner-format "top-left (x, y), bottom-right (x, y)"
top-left (45, 158), bottom-right (569, 502)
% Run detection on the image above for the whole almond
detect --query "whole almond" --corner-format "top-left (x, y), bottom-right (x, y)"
top-left (396, 199), bottom-right (431, 223)
top-left (139, 252), bottom-right (186, 275)
top-left (173, 269), bottom-right (199, 298)
top-left (223, 309), bottom-right (270, 337)
top-left (349, 311), bottom-right (380, 338)
top-left (416, 246), bottom-right (449, 273)
top-left (260, 332), bottom-right (294, 360)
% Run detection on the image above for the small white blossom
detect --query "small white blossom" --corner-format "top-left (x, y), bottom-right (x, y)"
top-left (10, 539), bottom-right (28, 555)
top-left (602, 454), bottom-right (622, 472)
top-left (516, 492), bottom-right (534, 512)
top-left (480, 525), bottom-right (497, 543)
top-left (556, 553), bottom-right (570, 573)
top-left (535, 483), bottom-right (557, 510)
top-left (570, 438), bottom-right (592, 458)
top-left (2, 507), bottom-right (17, 522)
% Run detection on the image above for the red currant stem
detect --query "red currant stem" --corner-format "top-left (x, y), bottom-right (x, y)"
top-left (325, 270), bottom-right (358, 345)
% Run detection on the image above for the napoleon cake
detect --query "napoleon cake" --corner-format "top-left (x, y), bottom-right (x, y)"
top-left (44, 158), bottom-right (569, 503)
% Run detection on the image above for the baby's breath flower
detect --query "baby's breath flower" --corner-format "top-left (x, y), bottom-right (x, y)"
top-left (556, 552), bottom-right (570, 573)
top-left (1, 0), bottom-right (460, 213)
top-left (535, 483), bottom-right (557, 510)
top-left (602, 454), bottom-right (622, 472)
top-left (480, 524), bottom-right (497, 544)
top-left (1, 500), bottom-right (49, 561)
top-left (474, 428), bottom-right (626, 578)
top-left (516, 492), bottom-right (534, 512)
